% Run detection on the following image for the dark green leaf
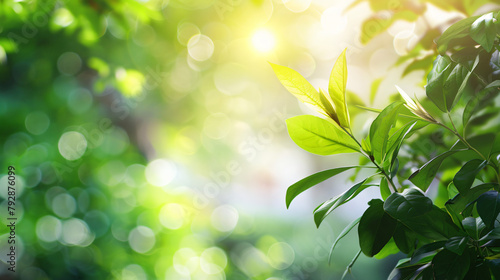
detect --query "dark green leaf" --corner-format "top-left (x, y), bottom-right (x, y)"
top-left (480, 227), bottom-right (500, 241)
top-left (470, 12), bottom-right (497, 52)
top-left (409, 150), bottom-right (465, 191)
top-left (393, 223), bottom-right (416, 254)
top-left (446, 183), bottom-right (497, 225)
top-left (462, 217), bottom-right (484, 240)
top-left (486, 259), bottom-right (500, 279)
top-left (432, 249), bottom-right (470, 280)
top-left (388, 260), bottom-right (428, 280)
top-left (477, 190), bottom-right (500, 228)
top-left (384, 188), bottom-right (433, 220)
top-left (426, 55), bottom-right (478, 112)
top-left (314, 179), bottom-right (368, 227)
top-left (464, 262), bottom-right (492, 280)
top-left (286, 115), bottom-right (360, 156)
top-left (369, 101), bottom-right (404, 163)
top-left (445, 236), bottom-right (468, 255)
top-left (410, 241), bottom-right (446, 265)
top-left (286, 166), bottom-right (358, 208)
top-left (436, 15), bottom-right (481, 55)
top-left (328, 217), bottom-right (361, 264)
top-left (358, 199), bottom-right (398, 257)
top-left (453, 159), bottom-right (487, 196)
top-left (402, 206), bottom-right (463, 241)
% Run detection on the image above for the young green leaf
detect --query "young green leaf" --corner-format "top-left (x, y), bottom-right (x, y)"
top-left (453, 159), bottom-right (487, 195)
top-left (328, 217), bottom-right (361, 264)
top-left (358, 199), bottom-right (398, 257)
top-left (470, 12), bottom-right (497, 52)
top-left (328, 49), bottom-right (350, 129)
top-left (380, 177), bottom-right (391, 200)
top-left (369, 101), bottom-right (405, 163)
top-left (432, 249), bottom-right (470, 280)
top-left (286, 166), bottom-right (359, 208)
top-left (436, 15), bottom-right (481, 55)
top-left (409, 150), bottom-right (465, 192)
top-left (477, 190), bottom-right (500, 228)
top-left (374, 238), bottom-right (400, 259)
top-left (313, 179), bottom-right (368, 227)
top-left (370, 77), bottom-right (383, 104)
top-left (270, 63), bottom-right (325, 114)
top-left (383, 188), bottom-right (434, 220)
top-left (286, 115), bottom-right (360, 156)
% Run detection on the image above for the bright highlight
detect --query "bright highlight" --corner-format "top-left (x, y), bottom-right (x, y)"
top-left (252, 29), bottom-right (276, 52)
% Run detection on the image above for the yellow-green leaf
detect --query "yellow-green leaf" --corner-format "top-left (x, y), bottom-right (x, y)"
top-left (328, 49), bottom-right (350, 129)
top-left (270, 63), bottom-right (325, 114)
top-left (286, 115), bottom-right (360, 156)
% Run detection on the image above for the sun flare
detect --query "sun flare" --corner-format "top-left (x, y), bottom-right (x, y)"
top-left (252, 29), bottom-right (276, 52)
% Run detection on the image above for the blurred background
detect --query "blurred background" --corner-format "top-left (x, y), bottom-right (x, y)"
top-left (0, 0), bottom-right (498, 279)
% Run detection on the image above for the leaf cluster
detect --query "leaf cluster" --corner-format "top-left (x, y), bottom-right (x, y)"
top-left (272, 9), bottom-right (500, 279)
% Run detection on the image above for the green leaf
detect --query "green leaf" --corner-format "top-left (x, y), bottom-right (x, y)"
top-left (286, 115), bottom-right (360, 156)
top-left (314, 179), bottom-right (368, 227)
top-left (358, 199), bottom-right (398, 257)
top-left (445, 183), bottom-right (497, 225)
top-left (319, 88), bottom-right (339, 123)
top-left (388, 260), bottom-right (429, 280)
top-left (409, 150), bottom-right (464, 192)
top-left (432, 249), bottom-right (470, 280)
top-left (370, 77), bottom-right (383, 104)
top-left (436, 15), bottom-right (481, 55)
top-left (401, 205), bottom-right (463, 241)
top-left (477, 190), bottom-right (500, 228)
top-left (402, 55), bottom-right (434, 77)
top-left (410, 241), bottom-right (446, 265)
top-left (270, 63), bottom-right (325, 114)
top-left (480, 227), bottom-right (500, 241)
top-left (393, 223), bottom-right (416, 254)
top-left (426, 55), bottom-right (478, 112)
top-left (384, 188), bottom-right (433, 220)
top-left (369, 101), bottom-right (404, 163)
top-left (464, 262), bottom-right (492, 280)
top-left (380, 177), bottom-right (391, 200)
top-left (486, 259), bottom-right (500, 279)
top-left (328, 49), bottom-right (350, 128)
top-left (374, 237), bottom-right (400, 259)
top-left (387, 121), bottom-right (420, 168)
top-left (462, 217), bottom-right (484, 240)
top-left (445, 236), bottom-right (468, 255)
top-left (328, 217), bottom-right (361, 264)
top-left (453, 159), bottom-right (487, 196)
top-left (463, 88), bottom-right (495, 128)
top-left (470, 12), bottom-right (497, 52)
top-left (286, 166), bottom-right (358, 208)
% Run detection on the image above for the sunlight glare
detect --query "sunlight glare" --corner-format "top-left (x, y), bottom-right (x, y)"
top-left (252, 29), bottom-right (276, 53)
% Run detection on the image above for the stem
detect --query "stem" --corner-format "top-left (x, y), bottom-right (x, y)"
top-left (340, 126), bottom-right (398, 193)
top-left (436, 121), bottom-right (486, 161)
top-left (341, 250), bottom-right (362, 280)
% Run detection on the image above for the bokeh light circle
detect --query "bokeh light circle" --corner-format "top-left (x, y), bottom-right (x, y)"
top-left (188, 34), bottom-right (215, 61)
top-left (25, 111), bottom-right (50, 135)
top-left (128, 226), bottom-right (155, 254)
top-left (210, 205), bottom-right (239, 232)
top-left (145, 159), bottom-right (177, 187)
top-left (58, 131), bottom-right (87, 160)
